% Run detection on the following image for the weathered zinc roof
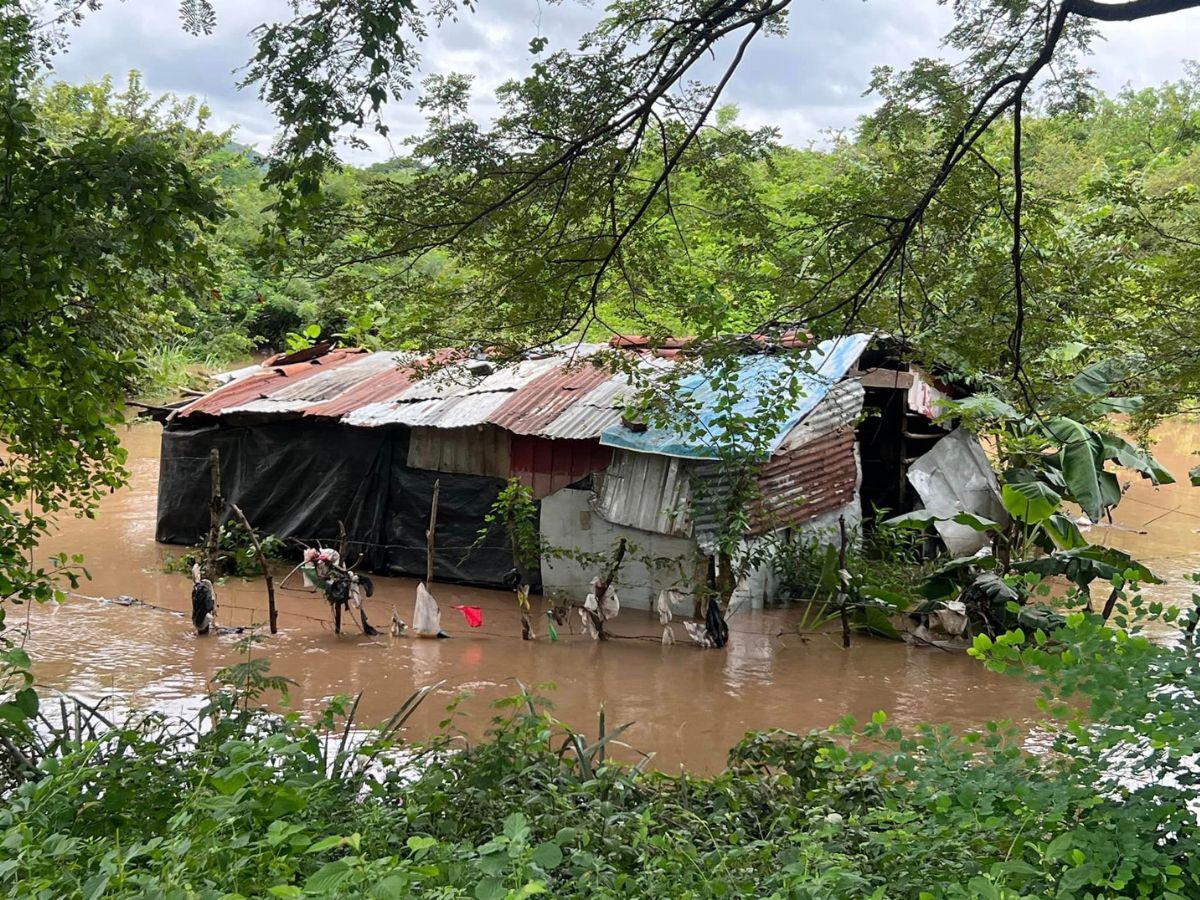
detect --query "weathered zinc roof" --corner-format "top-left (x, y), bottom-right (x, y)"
top-left (175, 336), bottom-right (872, 453)
top-left (598, 334), bottom-right (872, 460)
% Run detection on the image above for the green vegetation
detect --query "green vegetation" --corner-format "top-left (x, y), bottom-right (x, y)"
top-left (2, 586), bottom-right (1199, 897)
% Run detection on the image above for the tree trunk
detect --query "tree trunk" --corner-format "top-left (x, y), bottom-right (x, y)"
top-left (231, 504), bottom-right (277, 634)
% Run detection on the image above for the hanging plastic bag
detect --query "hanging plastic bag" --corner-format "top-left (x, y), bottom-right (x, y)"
top-left (602, 589), bottom-right (619, 620)
top-left (414, 582), bottom-right (442, 638)
top-left (656, 590), bottom-right (674, 626)
top-left (453, 605), bottom-right (484, 628)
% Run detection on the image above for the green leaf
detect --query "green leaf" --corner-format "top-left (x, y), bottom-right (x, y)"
top-left (1071, 358), bottom-right (1127, 396)
top-left (1046, 418), bottom-right (1106, 522)
top-left (503, 812), bottom-right (529, 842)
top-left (12, 688), bottom-right (37, 718)
top-left (305, 859), bottom-right (352, 894)
top-left (475, 877), bottom-right (507, 900)
top-left (307, 835), bottom-right (346, 854)
top-left (1192, 464), bottom-right (1200, 487)
top-left (1099, 433), bottom-right (1173, 485)
top-left (1014, 545), bottom-right (1161, 590)
top-left (531, 841), bottom-right (564, 869)
top-left (883, 510), bottom-right (1000, 531)
top-left (1001, 479), bottom-right (1060, 525)
top-left (1041, 513), bottom-right (1087, 550)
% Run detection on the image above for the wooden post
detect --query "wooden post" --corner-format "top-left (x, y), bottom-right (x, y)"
top-left (426, 479), bottom-right (440, 585)
top-left (205, 448), bottom-right (222, 581)
top-left (333, 521), bottom-right (348, 635)
top-left (837, 515), bottom-right (851, 649)
top-left (231, 504), bottom-right (277, 635)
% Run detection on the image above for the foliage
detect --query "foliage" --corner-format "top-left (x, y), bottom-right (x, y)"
top-left (0, 13), bottom-right (220, 620)
top-left (2, 587), bottom-right (1200, 896)
top-left (164, 520), bottom-right (286, 579)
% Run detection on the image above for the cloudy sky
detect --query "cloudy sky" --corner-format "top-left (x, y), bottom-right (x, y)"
top-left (44, 0), bottom-right (1200, 163)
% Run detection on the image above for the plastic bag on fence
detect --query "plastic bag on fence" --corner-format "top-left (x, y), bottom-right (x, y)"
top-left (413, 582), bottom-right (442, 637)
top-left (656, 590), bottom-right (674, 626)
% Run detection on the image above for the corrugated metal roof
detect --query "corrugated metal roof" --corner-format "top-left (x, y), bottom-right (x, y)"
top-left (537, 374), bottom-right (631, 439)
top-left (490, 361), bottom-right (613, 435)
top-left (174, 338), bottom-right (873, 453)
top-left (172, 349), bottom-right (368, 419)
top-left (226, 351), bottom-right (403, 415)
top-left (599, 334), bottom-right (871, 461)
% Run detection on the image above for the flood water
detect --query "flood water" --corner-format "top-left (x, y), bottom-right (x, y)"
top-left (18, 418), bottom-right (1200, 772)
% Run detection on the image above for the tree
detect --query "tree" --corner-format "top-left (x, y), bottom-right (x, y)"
top-left (0, 9), bottom-right (220, 620)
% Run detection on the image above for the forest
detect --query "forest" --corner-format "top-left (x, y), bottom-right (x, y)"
top-left (3, 0), bottom-right (1200, 896)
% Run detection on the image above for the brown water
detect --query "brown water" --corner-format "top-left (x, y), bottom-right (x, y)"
top-left (18, 418), bottom-right (1200, 772)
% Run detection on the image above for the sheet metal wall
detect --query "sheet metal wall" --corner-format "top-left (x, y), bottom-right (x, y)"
top-left (594, 449), bottom-right (692, 537)
top-left (156, 421), bottom-right (528, 588)
top-left (509, 435), bottom-right (612, 499)
top-left (691, 426), bottom-right (860, 545)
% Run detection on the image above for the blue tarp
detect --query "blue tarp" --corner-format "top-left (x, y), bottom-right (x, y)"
top-left (599, 334), bottom-right (871, 460)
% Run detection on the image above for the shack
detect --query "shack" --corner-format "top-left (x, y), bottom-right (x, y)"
top-left (157, 335), bottom-right (994, 610)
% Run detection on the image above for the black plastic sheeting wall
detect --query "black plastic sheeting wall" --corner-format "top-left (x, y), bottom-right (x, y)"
top-left (156, 421), bottom-right (535, 589)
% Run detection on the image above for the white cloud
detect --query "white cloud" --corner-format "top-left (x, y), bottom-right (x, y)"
top-left (41, 0), bottom-right (1200, 161)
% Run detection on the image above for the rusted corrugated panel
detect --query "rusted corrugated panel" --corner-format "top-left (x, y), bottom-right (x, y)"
top-left (691, 427), bottom-right (859, 540)
top-left (779, 380), bottom-right (865, 450)
top-left (229, 351), bottom-right (402, 415)
top-left (342, 356), bottom-right (559, 428)
top-left (537, 375), bottom-right (630, 439)
top-left (407, 426), bottom-right (511, 478)
top-left (303, 353), bottom-right (422, 419)
top-left (173, 349), bottom-right (367, 419)
top-left (510, 435), bottom-right (612, 499)
top-left (594, 449), bottom-right (692, 536)
top-left (489, 362), bottom-right (613, 435)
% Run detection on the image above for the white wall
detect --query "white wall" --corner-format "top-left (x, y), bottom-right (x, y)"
top-left (539, 488), bottom-right (702, 611)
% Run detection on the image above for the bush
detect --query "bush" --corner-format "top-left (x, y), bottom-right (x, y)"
top-left (1, 586), bottom-right (1198, 897)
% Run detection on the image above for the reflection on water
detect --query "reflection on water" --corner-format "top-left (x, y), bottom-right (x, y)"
top-left (21, 418), bottom-right (1200, 772)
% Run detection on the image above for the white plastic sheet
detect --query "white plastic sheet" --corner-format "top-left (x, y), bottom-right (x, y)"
top-left (413, 582), bottom-right (442, 637)
top-left (906, 428), bottom-right (1008, 555)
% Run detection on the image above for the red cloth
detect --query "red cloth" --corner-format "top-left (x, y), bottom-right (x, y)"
top-left (452, 605), bottom-right (484, 628)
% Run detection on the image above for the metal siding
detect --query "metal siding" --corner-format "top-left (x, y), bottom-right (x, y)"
top-left (510, 435), bottom-right (612, 499)
top-left (691, 427), bottom-right (859, 542)
top-left (778, 380), bottom-right (865, 450)
top-left (595, 450), bottom-right (692, 536)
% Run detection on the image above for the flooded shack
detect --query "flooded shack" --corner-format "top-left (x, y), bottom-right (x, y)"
top-left (156, 335), bottom-right (988, 610)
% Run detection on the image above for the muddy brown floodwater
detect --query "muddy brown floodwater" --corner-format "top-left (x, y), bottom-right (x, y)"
top-left (19, 418), bottom-right (1200, 773)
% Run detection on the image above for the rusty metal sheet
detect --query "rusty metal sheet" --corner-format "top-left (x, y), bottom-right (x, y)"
top-left (691, 427), bottom-right (859, 540)
top-left (173, 349), bottom-right (367, 419)
top-left (228, 351), bottom-right (403, 416)
top-left (779, 380), bottom-right (865, 450)
top-left (509, 435), bottom-right (612, 499)
top-left (536, 374), bottom-right (630, 439)
top-left (489, 361), bottom-right (613, 435)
